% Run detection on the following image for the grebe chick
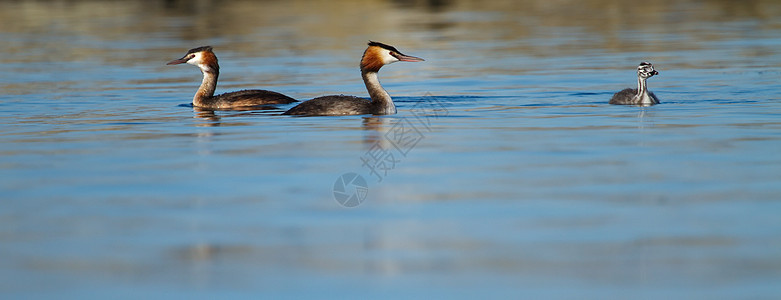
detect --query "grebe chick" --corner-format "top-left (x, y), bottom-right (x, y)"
top-left (609, 61), bottom-right (660, 106)
top-left (167, 46), bottom-right (296, 109)
top-left (283, 41), bottom-right (424, 116)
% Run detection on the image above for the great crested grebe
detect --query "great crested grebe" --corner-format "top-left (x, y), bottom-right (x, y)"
top-left (283, 41), bottom-right (424, 116)
top-left (609, 61), bottom-right (660, 106)
top-left (167, 46), bottom-right (297, 109)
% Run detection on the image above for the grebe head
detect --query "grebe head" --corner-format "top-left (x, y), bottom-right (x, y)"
top-left (360, 41), bottom-right (424, 72)
top-left (167, 46), bottom-right (219, 73)
top-left (637, 61), bottom-right (658, 79)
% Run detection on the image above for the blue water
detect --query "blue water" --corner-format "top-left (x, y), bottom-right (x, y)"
top-left (1, 0), bottom-right (781, 298)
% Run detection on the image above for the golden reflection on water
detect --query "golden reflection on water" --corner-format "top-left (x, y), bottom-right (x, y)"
top-left (1, 0), bottom-right (779, 64)
top-left (1, 0), bottom-right (779, 100)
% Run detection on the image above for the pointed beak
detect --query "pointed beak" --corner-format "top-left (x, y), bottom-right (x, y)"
top-left (393, 52), bottom-right (425, 62)
top-left (166, 58), bottom-right (187, 65)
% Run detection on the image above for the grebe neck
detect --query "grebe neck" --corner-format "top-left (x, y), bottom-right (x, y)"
top-left (635, 75), bottom-right (652, 105)
top-left (362, 70), bottom-right (395, 115)
top-left (194, 67), bottom-right (219, 107)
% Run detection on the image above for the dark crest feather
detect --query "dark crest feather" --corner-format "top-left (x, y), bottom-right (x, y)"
top-left (187, 46), bottom-right (214, 54)
top-left (368, 41), bottom-right (400, 54)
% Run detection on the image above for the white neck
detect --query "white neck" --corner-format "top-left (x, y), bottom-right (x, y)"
top-left (194, 66), bottom-right (218, 107)
top-left (635, 76), bottom-right (652, 105)
top-left (362, 71), bottom-right (395, 115)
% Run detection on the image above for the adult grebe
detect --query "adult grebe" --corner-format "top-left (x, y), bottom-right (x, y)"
top-left (609, 62), bottom-right (660, 106)
top-left (167, 46), bottom-right (297, 109)
top-left (283, 41), bottom-right (424, 116)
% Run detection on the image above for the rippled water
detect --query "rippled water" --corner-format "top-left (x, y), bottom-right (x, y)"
top-left (2, 0), bottom-right (781, 298)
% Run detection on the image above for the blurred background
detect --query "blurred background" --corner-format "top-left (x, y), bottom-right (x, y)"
top-left (1, 0), bottom-right (780, 298)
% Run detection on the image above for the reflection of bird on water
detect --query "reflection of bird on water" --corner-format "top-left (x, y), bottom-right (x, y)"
top-left (283, 41), bottom-right (424, 116)
top-left (361, 116), bottom-right (392, 149)
top-left (167, 46), bottom-right (297, 109)
top-left (609, 61), bottom-right (660, 106)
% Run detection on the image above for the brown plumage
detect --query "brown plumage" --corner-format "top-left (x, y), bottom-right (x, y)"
top-left (167, 46), bottom-right (296, 109)
top-left (359, 43), bottom-right (390, 73)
